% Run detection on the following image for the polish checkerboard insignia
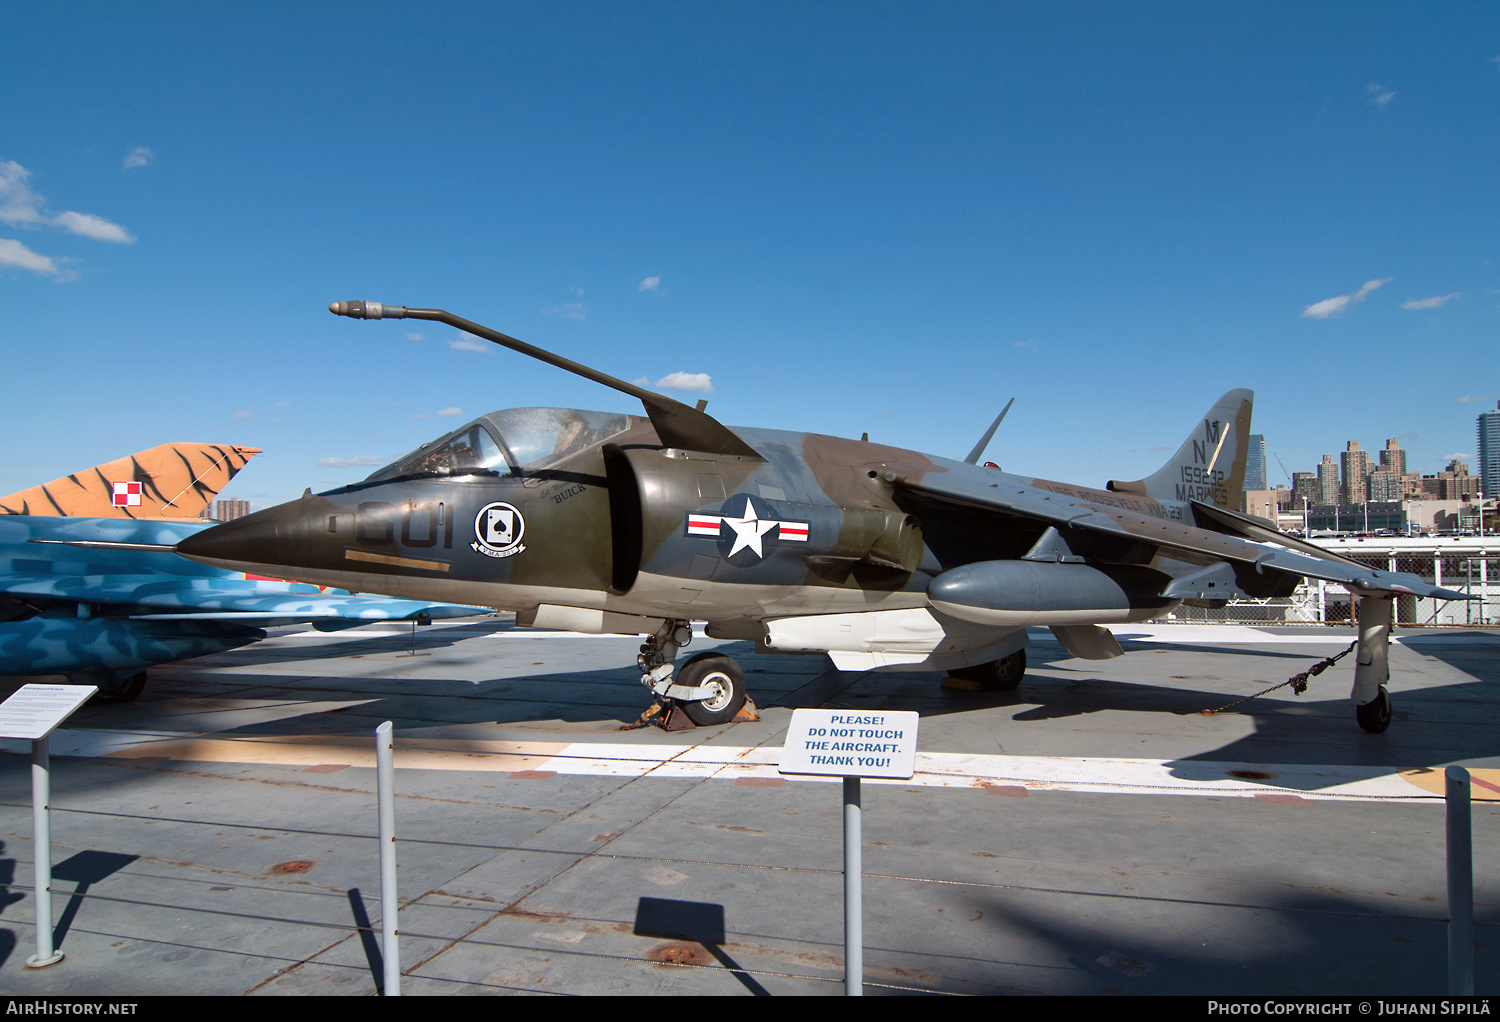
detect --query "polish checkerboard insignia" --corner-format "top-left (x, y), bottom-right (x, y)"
top-left (112, 481), bottom-right (142, 507)
top-left (686, 493), bottom-right (809, 567)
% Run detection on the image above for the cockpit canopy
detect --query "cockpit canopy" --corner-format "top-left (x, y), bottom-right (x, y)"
top-left (364, 407), bottom-right (632, 482)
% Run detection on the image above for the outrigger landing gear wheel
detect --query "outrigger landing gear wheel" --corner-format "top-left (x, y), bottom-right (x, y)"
top-left (947, 649), bottom-right (1026, 692)
top-left (676, 652), bottom-right (747, 727)
top-left (1355, 685), bottom-right (1392, 734)
top-left (91, 671), bottom-right (147, 704)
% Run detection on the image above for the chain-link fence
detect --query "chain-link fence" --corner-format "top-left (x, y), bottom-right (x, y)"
top-left (1151, 549), bottom-right (1499, 627)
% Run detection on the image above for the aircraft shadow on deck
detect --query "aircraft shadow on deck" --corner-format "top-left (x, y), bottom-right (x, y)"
top-left (966, 884), bottom-right (1496, 996)
top-left (12, 629), bottom-right (1496, 784)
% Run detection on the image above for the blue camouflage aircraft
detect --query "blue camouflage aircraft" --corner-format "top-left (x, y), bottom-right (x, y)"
top-left (0, 514), bottom-right (487, 702)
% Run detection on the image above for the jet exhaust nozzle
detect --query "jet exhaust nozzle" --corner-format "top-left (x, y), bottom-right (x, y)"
top-left (329, 300), bottom-right (407, 320)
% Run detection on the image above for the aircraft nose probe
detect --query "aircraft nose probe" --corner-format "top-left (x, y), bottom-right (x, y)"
top-left (326, 300), bottom-right (763, 459)
top-left (328, 300), bottom-right (410, 319)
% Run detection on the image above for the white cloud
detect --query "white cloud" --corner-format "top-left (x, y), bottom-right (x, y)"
top-left (1458, 395), bottom-right (1497, 404)
top-left (639, 276), bottom-right (661, 293)
top-left (1367, 82), bottom-right (1396, 106)
top-left (448, 332), bottom-right (489, 352)
top-left (542, 302), bottom-right (587, 319)
top-left (406, 332), bottom-right (424, 341)
top-left (1444, 453), bottom-right (1472, 464)
top-left (52, 210), bottom-right (134, 243)
top-left (631, 376), bottom-right (650, 386)
top-left (123, 147), bottom-right (154, 169)
top-left (232, 410), bottom-right (251, 420)
top-left (0, 237), bottom-right (62, 276)
top-left (1401, 293), bottom-right (1458, 310)
top-left (1302, 277), bottom-right (1392, 319)
top-left (435, 407), bottom-right (463, 417)
top-left (317, 456), bottom-right (385, 468)
top-left (654, 371), bottom-right (714, 394)
top-left (0, 159), bottom-right (135, 258)
top-left (1013, 339), bottom-right (1038, 351)
top-left (0, 160), bottom-right (47, 227)
top-left (274, 400), bottom-right (290, 407)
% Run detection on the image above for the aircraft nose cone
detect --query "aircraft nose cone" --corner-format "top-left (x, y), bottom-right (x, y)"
top-left (176, 502), bottom-right (311, 572)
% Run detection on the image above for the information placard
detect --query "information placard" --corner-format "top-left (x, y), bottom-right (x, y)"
top-left (0, 684), bottom-right (96, 741)
top-left (778, 708), bottom-right (919, 779)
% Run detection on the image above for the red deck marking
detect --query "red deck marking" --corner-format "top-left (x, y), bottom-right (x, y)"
top-left (302, 764), bottom-right (350, 774)
top-left (1469, 775), bottom-right (1500, 796)
top-left (511, 770), bottom-right (557, 780)
top-left (984, 784), bottom-right (1029, 798)
top-left (1254, 793), bottom-right (1312, 806)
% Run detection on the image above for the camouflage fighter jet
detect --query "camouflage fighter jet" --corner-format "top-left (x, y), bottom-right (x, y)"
top-left (0, 445), bottom-right (488, 702)
top-left (174, 301), bottom-right (1471, 732)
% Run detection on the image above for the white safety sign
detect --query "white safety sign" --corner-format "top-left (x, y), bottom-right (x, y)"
top-left (778, 708), bottom-right (919, 779)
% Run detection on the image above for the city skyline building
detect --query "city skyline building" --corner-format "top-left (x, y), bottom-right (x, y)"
top-left (1481, 401), bottom-right (1500, 499)
top-left (214, 499), bottom-right (251, 522)
top-left (1317, 455), bottom-right (1340, 506)
top-left (1379, 438), bottom-right (1407, 477)
top-left (1291, 471), bottom-right (1319, 510)
top-left (1245, 434), bottom-right (1267, 492)
top-left (1341, 441), bottom-right (1371, 505)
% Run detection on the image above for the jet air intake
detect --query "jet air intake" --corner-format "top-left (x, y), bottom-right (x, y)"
top-left (927, 560), bottom-right (1175, 627)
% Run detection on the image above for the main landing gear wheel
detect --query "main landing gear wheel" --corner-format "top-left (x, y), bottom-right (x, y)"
top-left (677, 652), bottom-right (747, 727)
top-left (90, 671), bottom-right (146, 705)
top-left (1355, 685), bottom-right (1392, 734)
top-left (948, 649), bottom-right (1026, 692)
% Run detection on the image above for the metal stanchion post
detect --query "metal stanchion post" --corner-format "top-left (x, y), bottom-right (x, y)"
top-left (844, 776), bottom-right (862, 996)
top-left (26, 735), bottom-right (62, 969)
top-left (377, 721), bottom-right (400, 996)
top-left (1447, 766), bottom-right (1473, 996)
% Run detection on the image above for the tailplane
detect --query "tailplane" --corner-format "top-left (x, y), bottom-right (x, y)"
top-left (0, 443), bottom-right (262, 519)
top-left (1106, 389), bottom-right (1253, 510)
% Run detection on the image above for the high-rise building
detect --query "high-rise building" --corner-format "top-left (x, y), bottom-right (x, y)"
top-left (1341, 441), bottom-right (1371, 505)
top-left (1368, 468), bottom-right (1402, 502)
top-left (1244, 434), bottom-right (1267, 492)
top-left (1480, 401), bottom-right (1500, 499)
top-left (1317, 455), bottom-right (1340, 505)
top-left (1379, 438), bottom-right (1406, 477)
top-left (215, 498), bottom-right (251, 521)
top-left (1291, 471), bottom-right (1319, 509)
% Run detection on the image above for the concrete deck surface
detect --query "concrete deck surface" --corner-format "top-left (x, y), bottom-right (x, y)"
top-left (0, 619), bottom-right (1493, 996)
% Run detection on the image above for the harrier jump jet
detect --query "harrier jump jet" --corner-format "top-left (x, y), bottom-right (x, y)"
top-left (175, 301), bottom-right (1469, 732)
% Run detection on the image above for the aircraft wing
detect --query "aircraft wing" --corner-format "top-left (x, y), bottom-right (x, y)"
top-left (0, 572), bottom-right (486, 625)
top-left (891, 468), bottom-right (1472, 601)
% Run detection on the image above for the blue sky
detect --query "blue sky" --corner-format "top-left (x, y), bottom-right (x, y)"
top-left (3, 2), bottom-right (1498, 509)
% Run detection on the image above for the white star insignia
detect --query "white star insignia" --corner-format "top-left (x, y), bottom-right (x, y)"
top-left (721, 497), bottom-right (778, 558)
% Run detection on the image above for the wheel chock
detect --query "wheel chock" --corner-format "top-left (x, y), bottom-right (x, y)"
top-left (733, 695), bottom-right (760, 722)
top-left (659, 703), bottom-right (699, 731)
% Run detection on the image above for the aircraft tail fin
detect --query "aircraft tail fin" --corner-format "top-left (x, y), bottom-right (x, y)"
top-left (0, 443), bottom-right (262, 520)
top-left (1105, 389), bottom-right (1253, 510)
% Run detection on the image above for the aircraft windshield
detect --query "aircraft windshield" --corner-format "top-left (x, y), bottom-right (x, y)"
top-left (485, 407), bottom-right (630, 470)
top-left (368, 407), bottom-right (632, 482)
top-left (397, 423), bottom-right (510, 478)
